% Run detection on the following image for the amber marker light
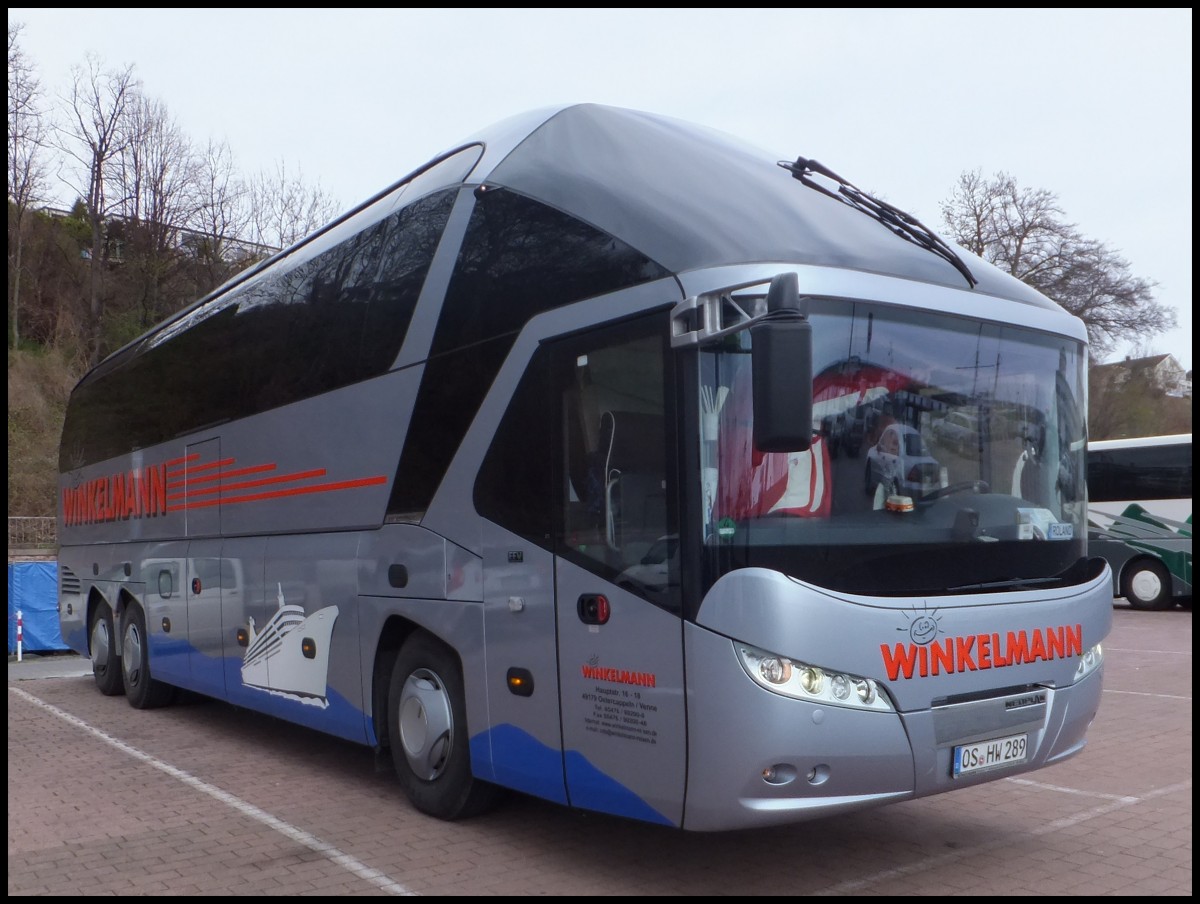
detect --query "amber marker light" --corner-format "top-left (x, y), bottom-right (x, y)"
top-left (507, 667), bottom-right (534, 697)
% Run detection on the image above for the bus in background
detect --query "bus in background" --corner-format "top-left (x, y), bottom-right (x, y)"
top-left (1087, 434), bottom-right (1192, 610)
top-left (56, 104), bottom-right (1111, 833)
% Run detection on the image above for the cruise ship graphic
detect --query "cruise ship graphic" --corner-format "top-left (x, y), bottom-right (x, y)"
top-left (241, 583), bottom-right (339, 709)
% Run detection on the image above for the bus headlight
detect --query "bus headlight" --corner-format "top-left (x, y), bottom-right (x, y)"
top-left (1073, 642), bottom-right (1104, 682)
top-left (737, 643), bottom-right (894, 711)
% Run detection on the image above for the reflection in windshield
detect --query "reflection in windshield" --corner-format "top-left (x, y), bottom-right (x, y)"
top-left (698, 299), bottom-right (1088, 596)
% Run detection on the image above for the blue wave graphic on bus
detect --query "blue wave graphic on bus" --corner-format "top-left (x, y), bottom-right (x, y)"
top-left (143, 634), bottom-right (368, 743)
top-left (472, 724), bottom-right (568, 805)
top-left (472, 723), bottom-right (674, 826)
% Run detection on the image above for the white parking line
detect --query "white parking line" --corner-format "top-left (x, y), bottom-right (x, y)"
top-left (1103, 688), bottom-right (1192, 700)
top-left (1102, 647), bottom-right (1191, 655)
top-left (813, 780), bottom-right (1190, 895)
top-left (1002, 776), bottom-right (1134, 800)
top-left (10, 686), bottom-right (418, 896)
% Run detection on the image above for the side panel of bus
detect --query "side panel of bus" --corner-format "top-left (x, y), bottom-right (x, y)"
top-left (428, 285), bottom-right (690, 823)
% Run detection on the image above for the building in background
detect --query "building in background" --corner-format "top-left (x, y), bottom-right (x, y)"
top-left (1092, 354), bottom-right (1191, 399)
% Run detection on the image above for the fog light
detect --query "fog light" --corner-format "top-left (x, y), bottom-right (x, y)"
top-left (762, 763), bottom-right (797, 785)
top-left (806, 764), bottom-right (831, 785)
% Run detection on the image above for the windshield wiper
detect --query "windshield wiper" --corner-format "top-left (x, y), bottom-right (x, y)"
top-left (946, 576), bottom-right (1060, 592)
top-left (779, 155), bottom-right (978, 289)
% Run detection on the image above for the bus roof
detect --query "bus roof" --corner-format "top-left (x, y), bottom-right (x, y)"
top-left (467, 104), bottom-right (1056, 307)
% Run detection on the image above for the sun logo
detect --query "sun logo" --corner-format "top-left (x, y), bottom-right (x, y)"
top-left (899, 603), bottom-right (942, 645)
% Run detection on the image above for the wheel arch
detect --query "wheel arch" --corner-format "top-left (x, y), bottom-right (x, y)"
top-left (372, 616), bottom-right (464, 751)
top-left (86, 587), bottom-right (117, 657)
top-left (115, 586), bottom-right (145, 646)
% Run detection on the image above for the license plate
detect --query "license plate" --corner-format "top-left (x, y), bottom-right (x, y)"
top-left (1048, 522), bottom-right (1073, 540)
top-left (953, 733), bottom-right (1028, 777)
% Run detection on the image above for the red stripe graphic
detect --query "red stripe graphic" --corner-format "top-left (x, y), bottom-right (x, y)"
top-left (171, 476), bottom-right (387, 510)
top-left (169, 469), bottom-right (328, 501)
top-left (162, 452), bottom-right (386, 512)
top-left (165, 453), bottom-right (201, 469)
top-left (166, 456), bottom-right (233, 481)
top-left (167, 462), bottom-right (277, 490)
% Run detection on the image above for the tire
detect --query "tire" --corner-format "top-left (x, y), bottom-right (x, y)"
top-left (89, 603), bottom-right (124, 697)
top-left (1122, 559), bottom-right (1173, 611)
top-left (388, 631), bottom-right (501, 820)
top-left (120, 605), bottom-right (176, 709)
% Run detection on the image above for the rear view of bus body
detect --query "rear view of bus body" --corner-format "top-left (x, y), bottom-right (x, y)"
top-left (56, 104), bottom-right (1112, 831)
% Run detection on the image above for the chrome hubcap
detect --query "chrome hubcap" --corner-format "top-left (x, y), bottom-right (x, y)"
top-left (122, 619), bottom-right (143, 687)
top-left (398, 668), bottom-right (453, 781)
top-left (91, 615), bottom-right (111, 669)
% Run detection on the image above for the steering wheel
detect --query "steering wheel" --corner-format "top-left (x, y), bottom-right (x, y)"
top-left (922, 479), bottom-right (990, 502)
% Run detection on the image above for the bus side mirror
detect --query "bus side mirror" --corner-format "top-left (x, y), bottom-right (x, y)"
top-left (750, 272), bottom-right (813, 452)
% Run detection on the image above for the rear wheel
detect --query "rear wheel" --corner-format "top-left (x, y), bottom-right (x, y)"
top-left (121, 605), bottom-right (175, 709)
top-left (89, 603), bottom-right (124, 697)
top-left (388, 631), bottom-right (501, 820)
top-left (1122, 559), bottom-right (1172, 611)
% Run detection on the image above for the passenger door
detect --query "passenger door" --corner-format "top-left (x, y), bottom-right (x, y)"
top-left (475, 312), bottom-right (686, 825)
top-left (549, 315), bottom-right (687, 828)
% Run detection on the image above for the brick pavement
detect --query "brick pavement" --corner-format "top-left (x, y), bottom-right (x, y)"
top-left (7, 604), bottom-right (1192, 896)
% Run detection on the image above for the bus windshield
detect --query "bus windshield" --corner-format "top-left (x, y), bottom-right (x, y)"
top-left (697, 299), bottom-right (1088, 596)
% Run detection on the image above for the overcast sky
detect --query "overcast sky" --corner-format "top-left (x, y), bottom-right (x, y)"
top-left (10, 8), bottom-right (1192, 371)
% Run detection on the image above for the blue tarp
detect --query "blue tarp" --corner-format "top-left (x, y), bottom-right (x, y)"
top-left (8, 562), bottom-right (68, 653)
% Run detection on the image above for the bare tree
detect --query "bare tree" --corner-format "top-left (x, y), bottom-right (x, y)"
top-left (8, 22), bottom-right (53, 350)
top-left (246, 158), bottom-right (341, 252)
top-left (111, 94), bottom-right (198, 333)
top-left (188, 137), bottom-right (255, 288)
top-left (940, 170), bottom-right (1175, 359)
top-left (55, 53), bottom-right (141, 364)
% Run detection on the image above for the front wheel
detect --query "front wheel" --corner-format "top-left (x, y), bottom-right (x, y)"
top-left (121, 605), bottom-right (175, 709)
top-left (388, 632), bottom-right (502, 820)
top-left (89, 603), bottom-right (124, 697)
top-left (1122, 559), bottom-right (1173, 611)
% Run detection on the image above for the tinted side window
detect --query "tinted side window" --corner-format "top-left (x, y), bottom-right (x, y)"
top-left (474, 348), bottom-right (553, 544)
top-left (387, 188), bottom-right (670, 517)
top-left (1088, 442), bottom-right (1193, 502)
top-left (429, 188), bottom-right (670, 357)
top-left (474, 314), bottom-right (679, 610)
top-left (60, 190), bottom-right (455, 470)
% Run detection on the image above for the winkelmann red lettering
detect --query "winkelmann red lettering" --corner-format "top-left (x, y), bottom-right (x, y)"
top-left (62, 464), bottom-right (169, 526)
top-left (880, 624), bottom-right (1084, 680)
top-left (580, 664), bottom-right (657, 687)
top-left (955, 635), bottom-right (977, 671)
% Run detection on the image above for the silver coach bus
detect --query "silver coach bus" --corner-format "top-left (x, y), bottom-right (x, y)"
top-left (57, 104), bottom-right (1111, 831)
